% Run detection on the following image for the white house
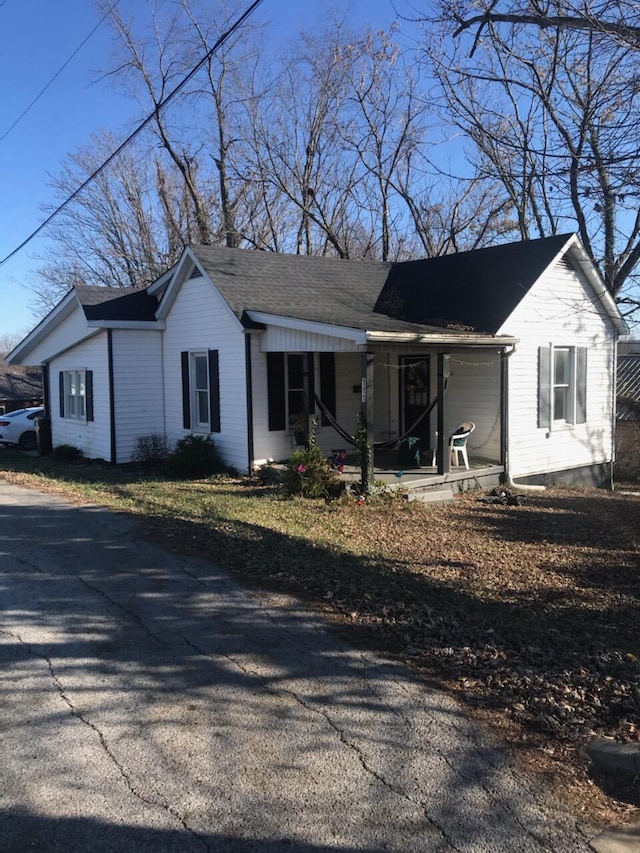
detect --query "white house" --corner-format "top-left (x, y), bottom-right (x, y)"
top-left (8, 233), bottom-right (627, 487)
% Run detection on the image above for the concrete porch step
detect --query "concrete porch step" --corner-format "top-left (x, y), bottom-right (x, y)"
top-left (406, 486), bottom-right (454, 504)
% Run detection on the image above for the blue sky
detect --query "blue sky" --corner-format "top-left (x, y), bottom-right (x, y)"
top-left (0, 0), bottom-right (406, 344)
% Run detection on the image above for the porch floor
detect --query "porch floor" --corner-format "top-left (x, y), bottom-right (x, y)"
top-left (335, 451), bottom-right (504, 493)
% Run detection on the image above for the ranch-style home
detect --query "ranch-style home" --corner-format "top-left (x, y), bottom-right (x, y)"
top-left (8, 233), bottom-right (627, 489)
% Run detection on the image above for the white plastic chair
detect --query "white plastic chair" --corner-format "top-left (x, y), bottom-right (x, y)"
top-left (449, 422), bottom-right (475, 469)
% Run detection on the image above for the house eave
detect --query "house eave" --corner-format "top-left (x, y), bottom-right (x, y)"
top-left (86, 320), bottom-right (166, 330)
top-left (565, 236), bottom-right (628, 335)
top-left (7, 289), bottom-right (77, 365)
top-left (365, 331), bottom-right (519, 347)
top-left (156, 248), bottom-right (245, 331)
top-left (245, 311), bottom-right (367, 343)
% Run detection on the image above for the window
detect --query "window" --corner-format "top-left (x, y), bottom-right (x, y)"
top-left (59, 370), bottom-right (93, 422)
top-left (287, 354), bottom-right (306, 431)
top-left (266, 353), bottom-right (326, 433)
top-left (538, 345), bottom-right (587, 428)
top-left (193, 353), bottom-right (210, 429)
top-left (553, 348), bottom-right (571, 422)
top-left (181, 350), bottom-right (220, 433)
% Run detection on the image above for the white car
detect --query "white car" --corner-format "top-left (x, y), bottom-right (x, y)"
top-left (0, 407), bottom-right (44, 451)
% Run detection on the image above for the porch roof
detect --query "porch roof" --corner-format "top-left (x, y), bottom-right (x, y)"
top-left (245, 311), bottom-right (518, 347)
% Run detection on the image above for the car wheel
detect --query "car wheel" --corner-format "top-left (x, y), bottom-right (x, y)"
top-left (18, 431), bottom-right (37, 451)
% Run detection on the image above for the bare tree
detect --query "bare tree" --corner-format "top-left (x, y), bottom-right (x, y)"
top-left (0, 333), bottom-right (23, 358)
top-left (424, 0), bottom-right (640, 316)
top-left (30, 2), bottom-right (528, 312)
top-left (33, 132), bottom-right (187, 312)
top-left (247, 22), bottom-right (362, 257)
top-left (444, 0), bottom-right (640, 50)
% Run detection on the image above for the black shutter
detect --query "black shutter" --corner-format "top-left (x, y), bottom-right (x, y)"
top-left (59, 372), bottom-right (65, 418)
top-left (306, 352), bottom-right (315, 416)
top-left (538, 346), bottom-right (551, 429)
top-left (267, 352), bottom-right (286, 431)
top-left (85, 371), bottom-right (94, 422)
top-left (181, 351), bottom-right (191, 429)
top-left (575, 347), bottom-right (587, 424)
top-left (208, 349), bottom-right (220, 433)
top-left (319, 353), bottom-right (336, 427)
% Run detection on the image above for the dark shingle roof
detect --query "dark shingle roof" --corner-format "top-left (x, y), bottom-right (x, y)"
top-left (374, 234), bottom-right (574, 334)
top-left (191, 234), bottom-right (575, 336)
top-left (75, 285), bottom-right (158, 321)
top-left (617, 353), bottom-right (640, 421)
top-left (189, 246), bottom-right (410, 332)
top-left (70, 234), bottom-right (582, 336)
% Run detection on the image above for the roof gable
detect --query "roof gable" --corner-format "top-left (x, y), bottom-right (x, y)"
top-left (374, 234), bottom-right (574, 334)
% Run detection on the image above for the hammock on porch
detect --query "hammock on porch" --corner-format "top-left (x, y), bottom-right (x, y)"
top-left (313, 388), bottom-right (443, 453)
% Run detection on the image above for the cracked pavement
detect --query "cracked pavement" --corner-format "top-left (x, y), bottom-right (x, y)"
top-left (0, 479), bottom-right (602, 852)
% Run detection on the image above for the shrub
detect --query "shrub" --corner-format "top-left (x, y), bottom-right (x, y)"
top-left (52, 443), bottom-right (84, 462)
top-left (164, 434), bottom-right (226, 479)
top-left (131, 433), bottom-right (170, 469)
top-left (284, 440), bottom-right (343, 500)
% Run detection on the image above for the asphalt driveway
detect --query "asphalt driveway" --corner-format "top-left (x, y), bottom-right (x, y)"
top-left (0, 479), bottom-right (601, 852)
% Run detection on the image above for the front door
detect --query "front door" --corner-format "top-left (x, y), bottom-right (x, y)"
top-left (400, 356), bottom-right (430, 446)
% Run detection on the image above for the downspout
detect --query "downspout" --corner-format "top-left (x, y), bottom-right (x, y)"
top-left (245, 333), bottom-right (255, 475)
top-left (501, 344), bottom-right (545, 493)
top-left (41, 363), bottom-right (50, 415)
top-left (108, 329), bottom-right (116, 464)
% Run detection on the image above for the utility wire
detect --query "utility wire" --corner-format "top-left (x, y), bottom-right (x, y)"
top-left (0, 0), bottom-right (265, 267)
top-left (0, 1), bottom-right (120, 141)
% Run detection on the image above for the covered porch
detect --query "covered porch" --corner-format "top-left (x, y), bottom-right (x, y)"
top-left (310, 346), bottom-right (511, 490)
top-left (252, 321), bottom-right (516, 488)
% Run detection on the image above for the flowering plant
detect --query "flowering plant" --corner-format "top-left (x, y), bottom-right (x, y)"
top-left (284, 424), bottom-right (343, 499)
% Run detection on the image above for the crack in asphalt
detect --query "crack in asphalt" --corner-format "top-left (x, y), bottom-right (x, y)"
top-left (356, 650), bottom-right (590, 849)
top-left (54, 559), bottom-right (570, 853)
top-left (0, 627), bottom-right (212, 853)
top-left (231, 602), bottom-right (581, 851)
top-left (180, 634), bottom-right (462, 853)
top-left (3, 534), bottom-right (590, 852)
top-left (75, 574), bottom-right (171, 649)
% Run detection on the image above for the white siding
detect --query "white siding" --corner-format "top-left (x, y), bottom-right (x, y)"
top-left (112, 329), bottom-right (164, 463)
top-left (260, 327), bottom-right (359, 353)
top-left (49, 334), bottom-right (111, 460)
top-left (500, 260), bottom-right (616, 479)
top-left (250, 333), bottom-right (289, 464)
top-left (436, 352), bottom-right (502, 462)
top-left (162, 275), bottom-right (249, 472)
top-left (25, 307), bottom-right (98, 366)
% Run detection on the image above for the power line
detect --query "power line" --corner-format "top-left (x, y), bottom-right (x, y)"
top-left (0, 1), bottom-right (120, 142)
top-left (0, 0), bottom-right (265, 267)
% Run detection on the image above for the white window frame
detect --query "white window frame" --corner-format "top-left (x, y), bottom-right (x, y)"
top-left (63, 370), bottom-right (87, 421)
top-left (191, 352), bottom-right (210, 432)
top-left (539, 344), bottom-right (587, 429)
top-left (553, 347), bottom-right (572, 423)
